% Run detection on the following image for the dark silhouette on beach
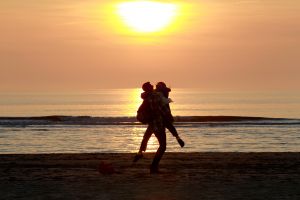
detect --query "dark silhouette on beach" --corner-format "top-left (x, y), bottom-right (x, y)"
top-left (134, 82), bottom-right (184, 173)
top-left (156, 82), bottom-right (185, 148)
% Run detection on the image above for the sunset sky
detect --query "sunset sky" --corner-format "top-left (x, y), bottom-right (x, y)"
top-left (1, 0), bottom-right (299, 91)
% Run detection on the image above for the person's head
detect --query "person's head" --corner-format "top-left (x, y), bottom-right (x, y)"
top-left (142, 82), bottom-right (154, 92)
top-left (156, 82), bottom-right (171, 93)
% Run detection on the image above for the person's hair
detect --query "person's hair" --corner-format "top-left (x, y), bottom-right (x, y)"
top-left (142, 82), bottom-right (153, 92)
top-left (156, 82), bottom-right (171, 92)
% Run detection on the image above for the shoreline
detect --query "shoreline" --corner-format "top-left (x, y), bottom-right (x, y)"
top-left (1, 152), bottom-right (300, 199)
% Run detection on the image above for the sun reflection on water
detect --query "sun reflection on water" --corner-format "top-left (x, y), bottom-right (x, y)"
top-left (124, 88), bottom-right (143, 116)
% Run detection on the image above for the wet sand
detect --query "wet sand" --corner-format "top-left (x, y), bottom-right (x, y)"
top-left (0, 152), bottom-right (299, 200)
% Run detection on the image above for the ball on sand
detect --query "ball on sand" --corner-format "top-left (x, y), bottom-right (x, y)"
top-left (98, 161), bottom-right (115, 175)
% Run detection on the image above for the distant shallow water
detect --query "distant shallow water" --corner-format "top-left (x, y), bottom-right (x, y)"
top-left (0, 121), bottom-right (299, 153)
top-left (0, 89), bottom-right (299, 153)
top-left (1, 89), bottom-right (300, 118)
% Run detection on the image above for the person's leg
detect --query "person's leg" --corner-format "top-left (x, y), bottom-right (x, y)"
top-left (165, 121), bottom-right (178, 137)
top-left (139, 125), bottom-right (153, 152)
top-left (165, 121), bottom-right (185, 148)
top-left (133, 125), bottom-right (152, 162)
top-left (150, 130), bottom-right (166, 173)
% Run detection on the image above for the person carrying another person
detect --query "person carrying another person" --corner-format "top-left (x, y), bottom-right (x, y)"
top-left (134, 81), bottom-right (185, 173)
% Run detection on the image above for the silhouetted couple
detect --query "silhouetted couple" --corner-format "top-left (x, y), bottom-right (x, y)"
top-left (134, 82), bottom-right (184, 173)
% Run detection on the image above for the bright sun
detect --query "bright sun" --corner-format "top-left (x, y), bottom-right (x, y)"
top-left (117, 1), bottom-right (178, 33)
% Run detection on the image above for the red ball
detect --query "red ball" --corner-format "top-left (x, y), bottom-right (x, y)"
top-left (98, 161), bottom-right (115, 175)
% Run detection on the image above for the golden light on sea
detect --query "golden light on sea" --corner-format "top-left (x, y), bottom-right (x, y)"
top-left (126, 88), bottom-right (143, 116)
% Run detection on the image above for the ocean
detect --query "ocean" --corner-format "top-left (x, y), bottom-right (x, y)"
top-left (0, 89), bottom-right (300, 153)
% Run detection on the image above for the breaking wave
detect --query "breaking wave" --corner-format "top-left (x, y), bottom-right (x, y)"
top-left (0, 115), bottom-right (299, 127)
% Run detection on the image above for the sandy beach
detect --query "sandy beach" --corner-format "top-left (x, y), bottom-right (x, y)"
top-left (0, 152), bottom-right (299, 200)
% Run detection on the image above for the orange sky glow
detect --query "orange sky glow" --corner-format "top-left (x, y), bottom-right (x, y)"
top-left (0, 0), bottom-right (299, 91)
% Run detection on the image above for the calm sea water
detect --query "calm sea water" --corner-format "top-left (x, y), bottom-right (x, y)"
top-left (0, 89), bottom-right (300, 153)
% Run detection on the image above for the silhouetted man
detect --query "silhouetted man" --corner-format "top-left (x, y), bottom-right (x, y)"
top-left (134, 82), bottom-right (184, 173)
